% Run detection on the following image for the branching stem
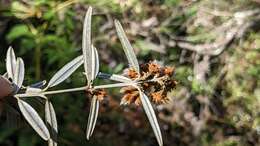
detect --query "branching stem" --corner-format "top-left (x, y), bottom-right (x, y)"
top-left (15, 82), bottom-right (136, 98)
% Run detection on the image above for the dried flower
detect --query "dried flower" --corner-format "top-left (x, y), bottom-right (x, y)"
top-left (122, 62), bottom-right (177, 105)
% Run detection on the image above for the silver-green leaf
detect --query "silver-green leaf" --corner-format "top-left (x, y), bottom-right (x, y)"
top-left (139, 90), bottom-right (163, 146)
top-left (13, 58), bottom-right (24, 90)
top-left (18, 99), bottom-right (50, 141)
top-left (47, 55), bottom-right (83, 88)
top-left (29, 80), bottom-right (47, 88)
top-left (6, 46), bottom-right (16, 80)
top-left (92, 46), bottom-right (99, 79)
top-left (86, 96), bottom-right (99, 140)
top-left (114, 20), bottom-right (140, 73)
top-left (82, 6), bottom-right (93, 85)
top-left (98, 72), bottom-right (132, 83)
top-left (45, 100), bottom-right (58, 146)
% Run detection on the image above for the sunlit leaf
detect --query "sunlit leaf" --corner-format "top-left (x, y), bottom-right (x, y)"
top-left (13, 58), bottom-right (24, 91)
top-left (114, 20), bottom-right (140, 74)
top-left (45, 100), bottom-right (58, 146)
top-left (17, 99), bottom-right (50, 141)
top-left (86, 96), bottom-right (99, 140)
top-left (139, 90), bottom-right (163, 146)
top-left (98, 72), bottom-right (132, 83)
top-left (82, 6), bottom-right (93, 85)
top-left (6, 46), bottom-right (16, 80)
top-left (47, 55), bottom-right (83, 88)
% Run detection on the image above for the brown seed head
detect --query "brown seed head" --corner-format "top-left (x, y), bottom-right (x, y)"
top-left (122, 61), bottom-right (177, 105)
top-left (127, 68), bottom-right (139, 79)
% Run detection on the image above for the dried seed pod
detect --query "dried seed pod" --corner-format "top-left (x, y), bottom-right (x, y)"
top-left (127, 69), bottom-right (139, 79)
top-left (148, 62), bottom-right (160, 74)
top-left (123, 61), bottom-right (177, 105)
top-left (163, 66), bottom-right (175, 76)
top-left (120, 86), bottom-right (140, 106)
top-left (0, 76), bottom-right (14, 99)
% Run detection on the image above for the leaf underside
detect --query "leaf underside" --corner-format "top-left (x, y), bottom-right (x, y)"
top-left (13, 58), bottom-right (25, 91)
top-left (86, 96), bottom-right (99, 140)
top-left (139, 90), bottom-right (163, 146)
top-left (114, 20), bottom-right (140, 74)
top-left (6, 46), bottom-right (16, 80)
top-left (18, 99), bottom-right (50, 141)
top-left (82, 6), bottom-right (93, 85)
top-left (45, 100), bottom-right (58, 146)
top-left (47, 55), bottom-right (83, 88)
top-left (97, 72), bottom-right (132, 83)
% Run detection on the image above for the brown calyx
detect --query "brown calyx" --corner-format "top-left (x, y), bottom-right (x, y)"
top-left (120, 86), bottom-right (141, 106)
top-left (124, 61), bottom-right (177, 105)
top-left (85, 88), bottom-right (107, 101)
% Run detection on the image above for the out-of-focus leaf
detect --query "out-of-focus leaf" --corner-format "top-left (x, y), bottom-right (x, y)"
top-left (91, 46), bottom-right (99, 79)
top-left (6, 25), bottom-right (31, 41)
top-left (82, 6), bottom-right (93, 85)
top-left (17, 99), bottom-right (50, 141)
top-left (97, 72), bottom-right (132, 83)
top-left (45, 100), bottom-right (58, 146)
top-left (114, 20), bottom-right (140, 74)
top-left (6, 46), bottom-right (16, 80)
top-left (139, 90), bottom-right (163, 146)
top-left (47, 55), bottom-right (83, 88)
top-left (86, 96), bottom-right (99, 140)
top-left (13, 58), bottom-right (24, 91)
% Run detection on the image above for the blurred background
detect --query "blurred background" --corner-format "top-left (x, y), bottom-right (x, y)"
top-left (0, 0), bottom-right (259, 146)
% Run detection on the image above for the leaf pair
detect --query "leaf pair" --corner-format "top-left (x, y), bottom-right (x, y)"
top-left (82, 6), bottom-right (100, 140)
top-left (17, 99), bottom-right (50, 140)
top-left (115, 21), bottom-right (163, 146)
top-left (6, 47), bottom-right (57, 144)
top-left (17, 97), bottom-right (58, 146)
top-left (6, 47), bottom-right (24, 93)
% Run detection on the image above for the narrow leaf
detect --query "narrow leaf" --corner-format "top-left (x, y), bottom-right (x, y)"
top-left (94, 82), bottom-right (135, 89)
top-left (6, 46), bottom-right (16, 79)
top-left (114, 20), bottom-right (140, 73)
top-left (18, 99), bottom-right (50, 140)
top-left (47, 55), bottom-right (83, 88)
top-left (45, 100), bottom-right (58, 146)
top-left (86, 96), bottom-right (99, 140)
top-left (29, 80), bottom-right (47, 88)
top-left (91, 46), bottom-right (99, 80)
top-left (26, 87), bottom-right (42, 94)
top-left (139, 90), bottom-right (163, 146)
top-left (98, 72), bottom-right (132, 83)
top-left (13, 58), bottom-right (24, 90)
top-left (82, 6), bottom-right (93, 85)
